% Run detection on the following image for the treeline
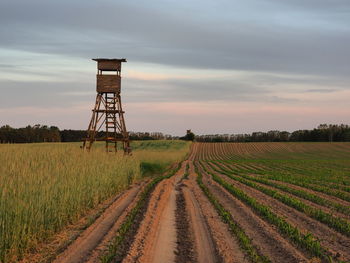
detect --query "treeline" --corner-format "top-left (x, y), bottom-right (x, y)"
top-left (196, 124), bottom-right (350, 142)
top-left (0, 125), bottom-right (61, 143)
top-left (0, 125), bottom-right (177, 143)
top-left (60, 130), bottom-right (175, 142)
top-left (1, 124), bottom-right (350, 144)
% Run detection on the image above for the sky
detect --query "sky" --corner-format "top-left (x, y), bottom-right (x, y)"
top-left (0, 0), bottom-right (349, 136)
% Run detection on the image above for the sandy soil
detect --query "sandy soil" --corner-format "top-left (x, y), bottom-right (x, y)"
top-left (185, 163), bottom-right (249, 263)
top-left (182, 185), bottom-right (217, 262)
top-left (53, 183), bottom-right (144, 263)
top-left (122, 160), bottom-right (247, 263)
top-left (122, 162), bottom-right (186, 263)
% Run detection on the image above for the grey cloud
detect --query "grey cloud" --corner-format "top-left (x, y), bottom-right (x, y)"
top-left (0, 80), bottom-right (94, 108)
top-left (266, 96), bottom-right (299, 103)
top-left (0, 0), bottom-right (349, 134)
top-left (0, 75), bottom-right (274, 110)
top-left (123, 77), bottom-right (300, 104)
top-left (305, 88), bottom-right (339, 93)
top-left (264, 0), bottom-right (350, 12)
top-left (0, 64), bottom-right (16, 68)
top-left (250, 73), bottom-right (350, 90)
top-left (124, 77), bottom-right (266, 102)
top-left (0, 0), bottom-right (349, 79)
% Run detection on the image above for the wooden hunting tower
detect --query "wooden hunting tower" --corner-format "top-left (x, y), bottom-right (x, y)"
top-left (82, 58), bottom-right (131, 154)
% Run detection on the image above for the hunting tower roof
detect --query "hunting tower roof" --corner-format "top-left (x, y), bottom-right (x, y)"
top-left (92, 58), bottom-right (127, 62)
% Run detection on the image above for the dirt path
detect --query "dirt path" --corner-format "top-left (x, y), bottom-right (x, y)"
top-left (53, 183), bottom-right (143, 263)
top-left (182, 183), bottom-right (218, 262)
top-left (184, 162), bottom-right (249, 263)
top-left (148, 179), bottom-right (178, 263)
top-left (122, 162), bottom-right (185, 263)
top-left (122, 160), bottom-right (232, 263)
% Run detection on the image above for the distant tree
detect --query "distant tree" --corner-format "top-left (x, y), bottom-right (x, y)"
top-left (195, 124), bottom-right (350, 143)
top-left (180, 130), bottom-right (195, 141)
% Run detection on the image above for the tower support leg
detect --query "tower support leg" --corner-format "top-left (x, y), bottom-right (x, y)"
top-left (82, 92), bottom-right (131, 155)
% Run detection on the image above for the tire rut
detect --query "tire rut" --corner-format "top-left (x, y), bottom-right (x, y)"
top-left (53, 183), bottom-right (144, 263)
top-left (186, 165), bottom-right (249, 263)
top-left (122, 162), bottom-right (187, 263)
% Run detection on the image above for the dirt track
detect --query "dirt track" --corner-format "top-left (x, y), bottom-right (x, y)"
top-left (53, 183), bottom-right (145, 263)
top-left (49, 143), bottom-right (350, 262)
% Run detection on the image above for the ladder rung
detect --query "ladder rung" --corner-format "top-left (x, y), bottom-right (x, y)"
top-left (93, 110), bottom-right (124, 113)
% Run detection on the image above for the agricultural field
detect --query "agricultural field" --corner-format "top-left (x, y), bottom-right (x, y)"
top-left (0, 140), bottom-right (190, 262)
top-left (1, 141), bottom-right (350, 263)
top-left (192, 142), bottom-right (350, 263)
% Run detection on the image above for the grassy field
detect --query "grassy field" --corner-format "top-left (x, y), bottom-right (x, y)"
top-left (0, 140), bottom-right (190, 262)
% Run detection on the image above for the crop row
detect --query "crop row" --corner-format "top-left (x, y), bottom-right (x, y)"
top-left (197, 162), bottom-right (330, 261)
top-left (195, 165), bottom-right (270, 263)
top-left (221, 159), bottom-right (350, 204)
top-left (183, 163), bottom-right (190, 179)
top-left (264, 173), bottom-right (350, 203)
top-left (222, 157), bottom-right (350, 189)
top-left (223, 159), bottom-right (350, 189)
top-left (253, 160), bottom-right (350, 189)
top-left (206, 162), bottom-right (350, 238)
top-left (215, 161), bottom-right (350, 216)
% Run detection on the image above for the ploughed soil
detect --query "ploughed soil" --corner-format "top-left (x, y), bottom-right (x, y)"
top-left (206, 162), bottom-right (350, 260)
top-left (24, 143), bottom-right (350, 263)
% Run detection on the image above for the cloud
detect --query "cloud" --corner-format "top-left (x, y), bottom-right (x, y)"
top-left (266, 0), bottom-right (350, 12)
top-left (0, 64), bottom-right (15, 68)
top-left (0, 0), bottom-right (349, 133)
top-left (305, 89), bottom-right (338, 93)
top-left (0, 0), bottom-right (349, 77)
top-left (0, 80), bottom-right (95, 108)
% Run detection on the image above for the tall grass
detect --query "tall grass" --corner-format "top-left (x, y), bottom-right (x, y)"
top-left (0, 141), bottom-right (190, 262)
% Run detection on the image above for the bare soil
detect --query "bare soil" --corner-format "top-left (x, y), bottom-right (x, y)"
top-left (122, 162), bottom-right (186, 263)
top-left (53, 183), bottom-right (144, 263)
top-left (185, 164), bottom-right (249, 263)
top-left (175, 184), bottom-right (196, 263)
